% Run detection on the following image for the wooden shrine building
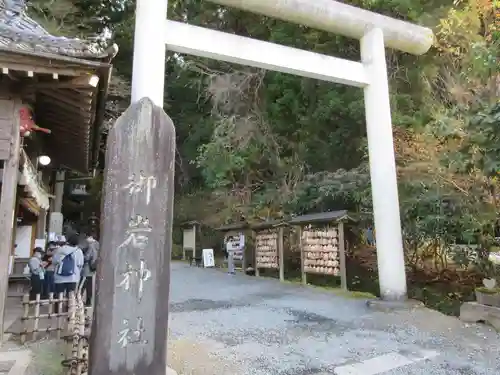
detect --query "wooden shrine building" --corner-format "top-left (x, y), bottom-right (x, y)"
top-left (0, 0), bottom-right (117, 339)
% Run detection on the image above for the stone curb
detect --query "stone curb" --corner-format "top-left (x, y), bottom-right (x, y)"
top-left (366, 298), bottom-right (424, 312)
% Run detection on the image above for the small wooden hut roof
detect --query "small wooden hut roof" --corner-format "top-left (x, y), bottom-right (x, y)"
top-left (289, 210), bottom-right (353, 225)
top-left (0, 0), bottom-right (118, 172)
top-left (215, 222), bottom-right (249, 232)
top-left (181, 220), bottom-right (200, 228)
top-left (250, 220), bottom-right (287, 230)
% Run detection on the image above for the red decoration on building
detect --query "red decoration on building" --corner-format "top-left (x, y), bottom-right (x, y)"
top-left (19, 107), bottom-right (51, 137)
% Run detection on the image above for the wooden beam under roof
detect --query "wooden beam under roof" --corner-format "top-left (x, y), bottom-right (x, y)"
top-left (22, 74), bottom-right (100, 90)
top-left (37, 104), bottom-right (92, 121)
top-left (40, 108), bottom-right (91, 123)
top-left (0, 48), bottom-right (110, 74)
top-left (41, 114), bottom-right (91, 131)
top-left (39, 89), bottom-right (93, 110)
top-left (0, 60), bottom-right (89, 77)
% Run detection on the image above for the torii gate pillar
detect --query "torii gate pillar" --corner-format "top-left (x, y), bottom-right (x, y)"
top-left (131, 0), bottom-right (167, 107)
top-left (361, 28), bottom-right (406, 300)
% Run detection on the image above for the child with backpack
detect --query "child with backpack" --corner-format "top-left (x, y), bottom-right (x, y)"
top-left (52, 233), bottom-right (84, 297)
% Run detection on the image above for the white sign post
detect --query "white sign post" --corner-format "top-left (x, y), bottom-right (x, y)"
top-left (136, 0), bottom-right (433, 301)
top-left (202, 249), bottom-right (215, 268)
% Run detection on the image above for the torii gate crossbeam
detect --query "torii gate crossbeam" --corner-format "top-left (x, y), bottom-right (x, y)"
top-left (130, 0), bottom-right (433, 302)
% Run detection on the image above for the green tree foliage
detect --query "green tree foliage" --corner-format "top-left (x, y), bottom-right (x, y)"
top-left (43, 0), bottom-right (499, 278)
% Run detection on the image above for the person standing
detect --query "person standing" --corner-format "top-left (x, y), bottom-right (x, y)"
top-left (53, 234), bottom-right (84, 296)
top-left (28, 247), bottom-right (46, 300)
top-left (42, 241), bottom-right (57, 298)
top-left (80, 235), bottom-right (99, 307)
top-left (226, 237), bottom-right (235, 275)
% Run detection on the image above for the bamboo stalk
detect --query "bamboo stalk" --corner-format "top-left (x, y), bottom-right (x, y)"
top-left (23, 298), bottom-right (68, 306)
top-left (69, 292), bottom-right (79, 375)
top-left (91, 274), bottom-right (96, 308)
top-left (21, 294), bottom-right (29, 344)
top-left (18, 326), bottom-right (67, 334)
top-left (21, 312), bottom-right (68, 320)
top-left (33, 294), bottom-right (40, 341)
top-left (75, 293), bottom-right (85, 375)
top-left (68, 292), bottom-right (76, 339)
top-left (47, 292), bottom-right (54, 331)
top-left (57, 292), bottom-right (64, 339)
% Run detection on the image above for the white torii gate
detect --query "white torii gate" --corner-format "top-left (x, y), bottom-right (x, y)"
top-left (131, 0), bottom-right (433, 301)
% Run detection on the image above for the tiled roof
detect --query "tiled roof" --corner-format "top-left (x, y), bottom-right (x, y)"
top-left (0, 0), bottom-right (117, 60)
top-left (289, 210), bottom-right (352, 224)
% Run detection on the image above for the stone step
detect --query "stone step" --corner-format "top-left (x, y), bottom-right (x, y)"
top-left (460, 302), bottom-right (500, 331)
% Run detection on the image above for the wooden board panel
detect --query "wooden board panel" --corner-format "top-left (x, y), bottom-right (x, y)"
top-left (0, 100), bottom-right (15, 148)
top-left (0, 120), bottom-right (12, 140)
top-left (0, 99), bottom-right (21, 340)
top-left (0, 99), bottom-right (14, 121)
top-left (0, 139), bottom-right (10, 160)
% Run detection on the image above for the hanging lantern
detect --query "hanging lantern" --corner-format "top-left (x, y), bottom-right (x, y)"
top-left (89, 212), bottom-right (99, 227)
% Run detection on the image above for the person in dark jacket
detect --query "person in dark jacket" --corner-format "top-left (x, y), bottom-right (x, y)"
top-left (42, 241), bottom-right (57, 298)
top-left (28, 247), bottom-right (45, 300)
top-left (79, 235), bottom-right (99, 306)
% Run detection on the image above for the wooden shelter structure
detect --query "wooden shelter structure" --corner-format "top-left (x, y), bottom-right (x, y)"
top-left (181, 220), bottom-right (200, 261)
top-left (289, 210), bottom-right (352, 290)
top-left (215, 222), bottom-right (251, 271)
top-left (250, 220), bottom-right (287, 281)
top-left (0, 0), bottom-right (117, 340)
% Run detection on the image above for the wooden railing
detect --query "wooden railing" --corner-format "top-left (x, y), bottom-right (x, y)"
top-left (21, 292), bottom-right (90, 375)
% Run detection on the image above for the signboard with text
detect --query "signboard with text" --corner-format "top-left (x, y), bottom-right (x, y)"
top-left (202, 248), bottom-right (215, 268)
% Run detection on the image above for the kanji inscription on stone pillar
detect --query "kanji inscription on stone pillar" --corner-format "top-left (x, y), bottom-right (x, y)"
top-left (89, 98), bottom-right (175, 375)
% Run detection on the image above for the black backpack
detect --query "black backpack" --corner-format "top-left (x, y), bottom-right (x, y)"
top-left (88, 256), bottom-right (98, 272)
top-left (85, 244), bottom-right (98, 272)
top-left (57, 249), bottom-right (76, 277)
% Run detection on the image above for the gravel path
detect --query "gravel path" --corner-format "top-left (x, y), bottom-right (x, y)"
top-left (168, 262), bottom-right (500, 375)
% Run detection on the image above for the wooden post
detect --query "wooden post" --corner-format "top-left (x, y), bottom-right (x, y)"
top-left (21, 294), bottom-right (29, 344)
top-left (255, 231), bottom-right (260, 277)
top-left (91, 274), bottom-right (96, 308)
top-left (36, 209), bottom-right (47, 238)
top-left (242, 231), bottom-right (246, 271)
top-left (47, 292), bottom-right (54, 332)
top-left (76, 293), bottom-right (86, 375)
top-left (278, 227), bottom-right (284, 282)
top-left (193, 224), bottom-right (197, 257)
top-left (338, 222), bottom-right (348, 291)
top-left (56, 292), bottom-right (64, 339)
top-left (0, 100), bottom-right (21, 341)
top-left (299, 226), bottom-right (307, 285)
top-left (89, 98), bottom-right (175, 375)
top-left (33, 294), bottom-right (40, 341)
